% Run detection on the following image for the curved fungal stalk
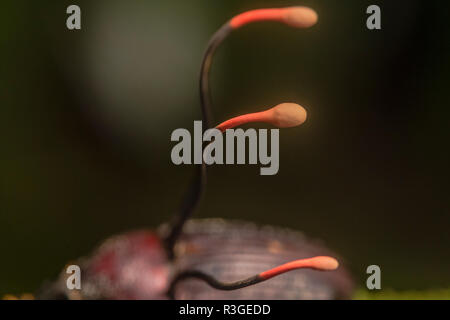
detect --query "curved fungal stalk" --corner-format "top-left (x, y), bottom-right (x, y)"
top-left (168, 256), bottom-right (338, 298)
top-left (200, 6), bottom-right (318, 129)
top-left (165, 6), bottom-right (318, 258)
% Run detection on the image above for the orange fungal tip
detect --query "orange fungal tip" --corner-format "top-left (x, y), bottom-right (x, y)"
top-left (269, 103), bottom-right (307, 128)
top-left (282, 7), bottom-right (318, 28)
top-left (310, 256), bottom-right (340, 271)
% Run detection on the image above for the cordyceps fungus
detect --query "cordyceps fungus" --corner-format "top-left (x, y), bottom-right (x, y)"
top-left (215, 103), bottom-right (308, 132)
top-left (34, 6), bottom-right (354, 300)
top-left (168, 256), bottom-right (338, 298)
top-left (161, 6), bottom-right (346, 298)
top-left (199, 6), bottom-right (318, 130)
top-left (165, 6), bottom-right (318, 256)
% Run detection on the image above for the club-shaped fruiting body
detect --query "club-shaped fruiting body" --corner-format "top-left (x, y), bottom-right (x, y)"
top-left (216, 103), bottom-right (307, 132)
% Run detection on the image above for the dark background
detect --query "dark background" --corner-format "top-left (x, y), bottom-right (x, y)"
top-left (1, 0), bottom-right (449, 296)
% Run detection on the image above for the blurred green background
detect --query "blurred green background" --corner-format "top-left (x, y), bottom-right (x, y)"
top-left (1, 0), bottom-right (449, 297)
